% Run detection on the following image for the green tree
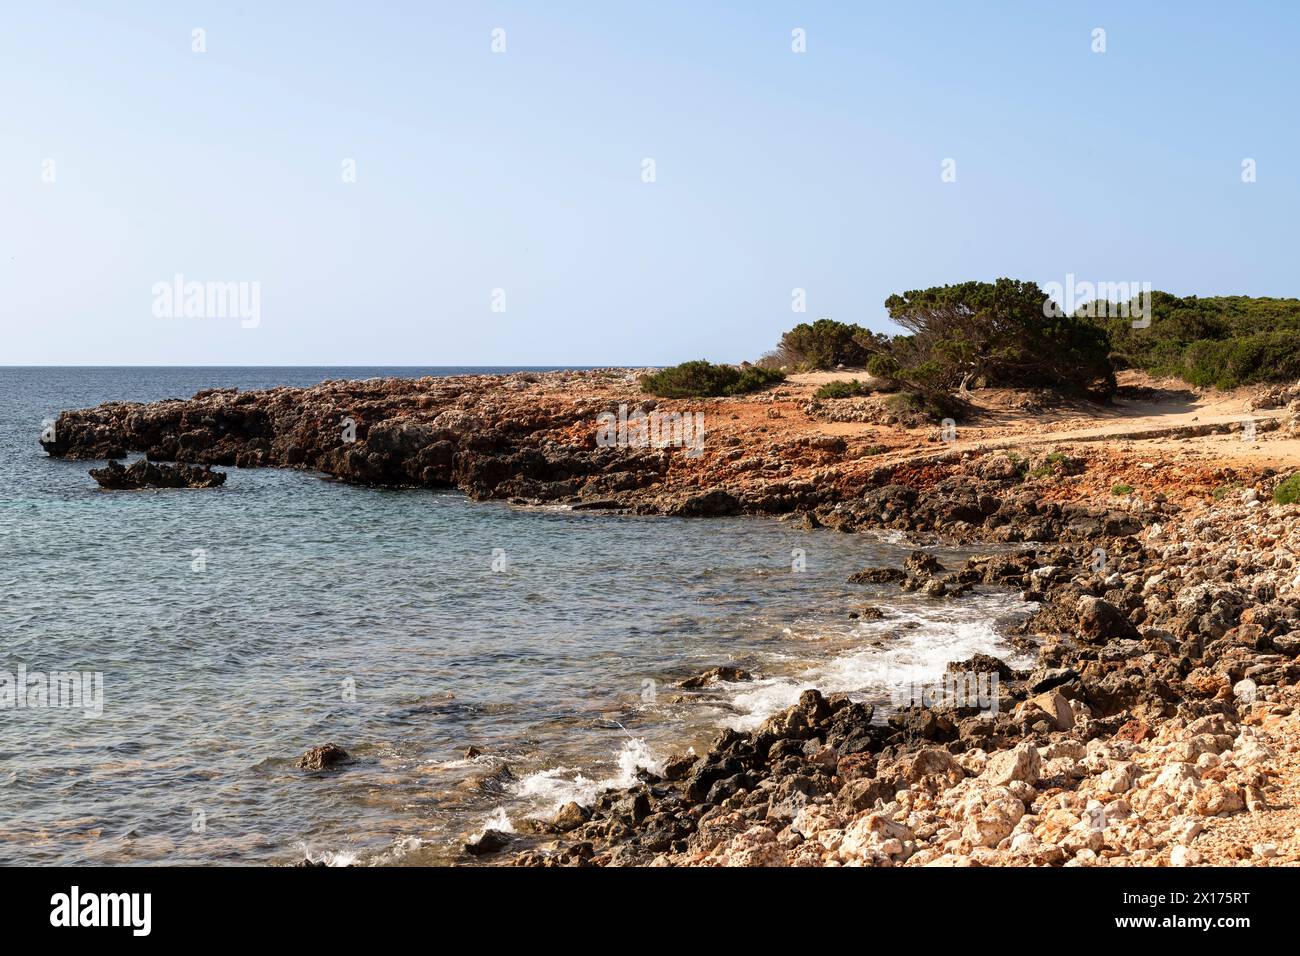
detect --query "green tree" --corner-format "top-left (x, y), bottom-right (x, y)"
top-left (869, 279), bottom-right (1115, 398)
top-left (777, 319), bottom-right (873, 369)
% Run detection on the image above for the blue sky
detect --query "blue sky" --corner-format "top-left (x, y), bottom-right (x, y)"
top-left (3, 1), bottom-right (1298, 365)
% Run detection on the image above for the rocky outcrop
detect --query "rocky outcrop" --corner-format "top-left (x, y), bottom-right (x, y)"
top-left (676, 666), bottom-right (753, 688)
top-left (43, 370), bottom-right (1147, 540)
top-left (296, 743), bottom-right (350, 771)
top-left (89, 459), bottom-right (226, 489)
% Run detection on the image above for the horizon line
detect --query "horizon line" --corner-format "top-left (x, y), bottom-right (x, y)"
top-left (0, 363), bottom-right (654, 369)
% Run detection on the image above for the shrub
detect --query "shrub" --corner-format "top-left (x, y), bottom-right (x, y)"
top-left (814, 379), bottom-right (873, 400)
top-left (1082, 292), bottom-right (1300, 389)
top-left (877, 279), bottom-right (1115, 399)
top-left (777, 319), bottom-right (873, 369)
top-left (755, 346), bottom-right (796, 369)
top-left (1111, 482), bottom-right (1134, 496)
top-left (731, 365), bottom-right (786, 394)
top-left (639, 360), bottom-right (784, 398)
top-left (1028, 453), bottom-right (1068, 479)
top-left (882, 391), bottom-right (966, 426)
top-left (1178, 331), bottom-right (1300, 389)
top-left (1212, 482), bottom-right (1242, 500)
top-left (1273, 473), bottom-right (1300, 504)
top-left (866, 354), bottom-right (901, 380)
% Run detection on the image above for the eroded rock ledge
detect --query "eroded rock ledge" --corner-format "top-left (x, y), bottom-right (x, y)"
top-left (43, 370), bottom-right (1147, 540)
top-left (89, 459), bottom-right (226, 490)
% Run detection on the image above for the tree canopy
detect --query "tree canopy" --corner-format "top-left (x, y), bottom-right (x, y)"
top-left (873, 279), bottom-right (1115, 397)
top-left (1079, 292), bottom-right (1300, 389)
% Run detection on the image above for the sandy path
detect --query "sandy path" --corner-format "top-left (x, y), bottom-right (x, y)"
top-left (777, 370), bottom-right (1296, 470)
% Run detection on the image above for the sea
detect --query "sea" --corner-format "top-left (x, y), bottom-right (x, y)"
top-left (0, 367), bottom-right (1032, 864)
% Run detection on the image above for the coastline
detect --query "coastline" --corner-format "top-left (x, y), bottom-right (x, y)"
top-left (41, 368), bottom-right (1300, 867)
top-left (509, 495), bottom-right (1300, 867)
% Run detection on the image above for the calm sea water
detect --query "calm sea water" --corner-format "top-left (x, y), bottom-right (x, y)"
top-left (0, 367), bottom-right (1030, 865)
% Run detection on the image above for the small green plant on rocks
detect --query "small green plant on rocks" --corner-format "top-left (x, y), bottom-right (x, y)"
top-left (1273, 473), bottom-right (1300, 505)
top-left (814, 379), bottom-right (874, 400)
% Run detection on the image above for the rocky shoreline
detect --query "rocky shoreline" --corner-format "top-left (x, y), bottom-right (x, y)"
top-left (41, 370), bottom-right (1300, 867)
top-left (42, 370), bottom-right (1158, 540)
top-left (498, 484), bottom-right (1300, 867)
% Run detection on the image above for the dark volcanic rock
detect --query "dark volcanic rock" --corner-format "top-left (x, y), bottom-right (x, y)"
top-left (848, 566), bottom-right (906, 584)
top-left (666, 489), bottom-right (742, 517)
top-left (676, 665), bottom-right (752, 688)
top-left (89, 459), bottom-right (226, 489)
top-left (296, 743), bottom-right (349, 771)
top-left (464, 829), bottom-right (514, 856)
top-left (947, 653), bottom-right (1018, 681)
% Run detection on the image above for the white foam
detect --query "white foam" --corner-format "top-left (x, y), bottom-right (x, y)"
top-left (725, 592), bottom-right (1035, 731)
top-left (509, 737), bottom-right (664, 815)
top-left (294, 842), bottom-right (362, 867)
top-left (474, 806), bottom-right (516, 837)
top-left (365, 835), bottom-right (426, 864)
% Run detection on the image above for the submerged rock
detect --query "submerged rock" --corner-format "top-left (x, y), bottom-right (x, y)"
top-left (89, 458), bottom-right (226, 490)
top-left (296, 743), bottom-right (350, 771)
top-left (676, 665), bottom-right (752, 688)
top-left (848, 566), bottom-right (906, 584)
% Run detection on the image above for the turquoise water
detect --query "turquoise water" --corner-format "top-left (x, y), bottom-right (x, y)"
top-left (0, 368), bottom-right (1029, 865)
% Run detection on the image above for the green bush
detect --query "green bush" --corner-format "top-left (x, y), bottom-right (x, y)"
top-left (882, 390), bottom-right (966, 425)
top-left (866, 354), bottom-right (901, 380)
top-left (1027, 453), bottom-right (1068, 479)
top-left (814, 379), bottom-right (873, 400)
top-left (1273, 473), bottom-right (1300, 505)
top-left (880, 279), bottom-right (1116, 398)
top-left (1111, 482), bottom-right (1134, 496)
top-left (1177, 331), bottom-right (1300, 389)
top-left (1082, 293), bottom-right (1300, 389)
top-left (777, 319), bottom-right (873, 369)
top-left (639, 361), bottom-right (785, 398)
top-left (1212, 482), bottom-right (1242, 500)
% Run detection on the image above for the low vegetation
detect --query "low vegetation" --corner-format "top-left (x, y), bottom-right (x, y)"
top-left (762, 318), bottom-right (876, 370)
top-left (1273, 473), bottom-right (1300, 505)
top-left (874, 280), bottom-right (1116, 400)
top-left (881, 390), bottom-right (966, 426)
top-left (762, 283), bottom-right (1300, 421)
top-left (813, 379), bottom-right (874, 400)
top-left (639, 360), bottom-right (785, 398)
top-left (1082, 292), bottom-right (1300, 390)
top-left (1028, 451), bottom-right (1069, 479)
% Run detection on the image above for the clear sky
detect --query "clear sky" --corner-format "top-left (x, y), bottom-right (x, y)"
top-left (3, 1), bottom-right (1298, 366)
